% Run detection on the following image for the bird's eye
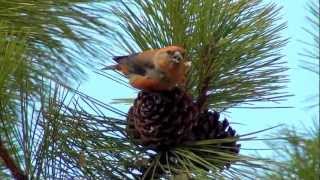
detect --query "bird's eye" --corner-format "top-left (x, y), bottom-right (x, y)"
top-left (171, 51), bottom-right (183, 63)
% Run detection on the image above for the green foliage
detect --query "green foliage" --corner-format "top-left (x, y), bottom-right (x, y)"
top-left (300, 0), bottom-right (319, 74)
top-left (0, 0), bottom-right (292, 179)
top-left (0, 30), bottom-right (29, 178)
top-left (4, 84), bottom-right (278, 179)
top-left (260, 2), bottom-right (320, 179)
top-left (262, 122), bottom-right (320, 180)
top-left (111, 0), bottom-right (289, 110)
top-left (0, 0), bottom-right (113, 178)
top-left (300, 0), bottom-right (319, 108)
top-left (0, 0), bottom-right (113, 83)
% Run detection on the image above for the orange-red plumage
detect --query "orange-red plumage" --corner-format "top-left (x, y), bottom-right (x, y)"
top-left (103, 46), bottom-right (190, 91)
top-left (129, 75), bottom-right (170, 91)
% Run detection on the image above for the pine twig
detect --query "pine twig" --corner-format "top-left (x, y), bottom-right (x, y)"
top-left (0, 138), bottom-right (27, 180)
top-left (196, 77), bottom-right (211, 111)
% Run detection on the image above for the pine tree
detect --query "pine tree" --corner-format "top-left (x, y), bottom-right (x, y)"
top-left (262, 123), bottom-right (320, 180)
top-left (0, 0), bottom-right (290, 179)
top-left (261, 1), bottom-right (319, 179)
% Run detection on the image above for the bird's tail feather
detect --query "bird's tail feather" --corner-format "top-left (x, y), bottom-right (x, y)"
top-left (101, 65), bottom-right (118, 70)
top-left (112, 55), bottom-right (128, 63)
top-left (112, 53), bottom-right (138, 63)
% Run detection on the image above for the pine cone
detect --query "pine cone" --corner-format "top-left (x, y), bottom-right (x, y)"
top-left (126, 88), bottom-right (198, 150)
top-left (189, 110), bottom-right (241, 169)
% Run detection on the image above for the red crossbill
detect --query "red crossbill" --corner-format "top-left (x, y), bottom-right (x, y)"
top-left (102, 46), bottom-right (191, 91)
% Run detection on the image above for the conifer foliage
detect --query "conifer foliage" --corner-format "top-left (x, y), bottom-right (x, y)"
top-left (0, 0), bottom-right (289, 179)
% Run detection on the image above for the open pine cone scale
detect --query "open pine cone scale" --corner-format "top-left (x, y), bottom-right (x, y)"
top-left (126, 88), bottom-right (198, 150)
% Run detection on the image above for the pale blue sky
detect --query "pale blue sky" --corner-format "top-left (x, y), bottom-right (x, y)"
top-left (226, 0), bottom-right (319, 154)
top-left (80, 0), bottom-right (319, 156)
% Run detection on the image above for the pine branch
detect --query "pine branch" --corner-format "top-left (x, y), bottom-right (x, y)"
top-left (0, 138), bottom-right (27, 180)
top-left (0, 2), bottom-right (115, 177)
top-left (196, 77), bottom-right (211, 111)
top-left (0, 0), bottom-right (113, 84)
top-left (0, 1), bottom-right (300, 179)
top-left (260, 121), bottom-right (320, 179)
top-left (299, 0), bottom-right (319, 108)
top-left (111, 0), bottom-right (289, 110)
top-left (1, 80), bottom-right (132, 179)
top-left (1, 78), bottom-right (287, 179)
top-left (300, 0), bottom-right (319, 74)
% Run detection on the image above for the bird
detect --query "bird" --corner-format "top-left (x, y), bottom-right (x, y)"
top-left (102, 46), bottom-right (191, 91)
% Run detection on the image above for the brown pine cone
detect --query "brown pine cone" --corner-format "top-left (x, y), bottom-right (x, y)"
top-left (126, 88), bottom-right (198, 150)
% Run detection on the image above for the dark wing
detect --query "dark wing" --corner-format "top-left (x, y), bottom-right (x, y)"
top-left (112, 53), bottom-right (139, 63)
top-left (130, 64), bottom-right (147, 76)
top-left (112, 52), bottom-right (155, 76)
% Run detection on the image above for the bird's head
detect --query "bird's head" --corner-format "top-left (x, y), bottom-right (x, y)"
top-left (156, 46), bottom-right (187, 64)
